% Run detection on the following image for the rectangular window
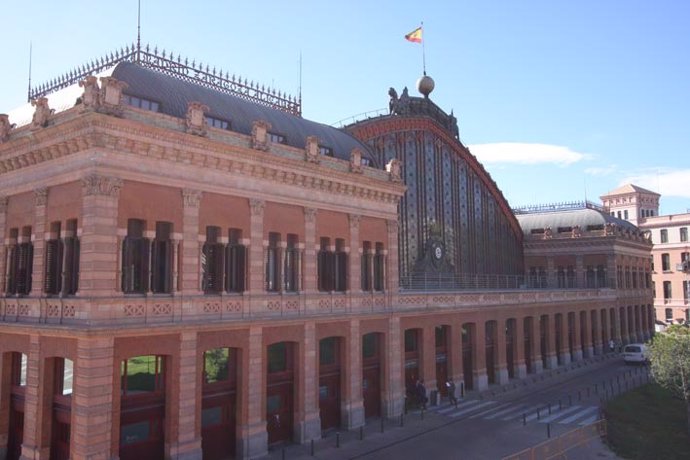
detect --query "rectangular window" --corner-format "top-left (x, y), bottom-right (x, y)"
top-left (203, 348), bottom-right (230, 384)
top-left (7, 227), bottom-right (34, 296)
top-left (265, 232), bottom-right (281, 292)
top-left (226, 228), bottom-right (246, 293)
top-left (121, 355), bottom-right (165, 395)
top-left (566, 266), bottom-right (575, 288)
top-left (62, 219), bottom-right (80, 295)
top-left (284, 234), bottom-right (299, 292)
top-left (361, 241), bottom-right (372, 291)
top-left (268, 132), bottom-right (286, 144)
top-left (663, 281), bottom-right (672, 300)
top-left (586, 266), bottom-right (595, 288)
top-left (151, 222), bottom-right (173, 294)
top-left (684, 281), bottom-right (689, 301)
top-left (334, 238), bottom-right (347, 292)
top-left (267, 342), bottom-right (287, 373)
top-left (11, 352), bottom-right (27, 386)
top-left (319, 337), bottom-right (337, 366)
top-left (362, 333), bottom-right (377, 358)
top-left (662, 253), bottom-right (671, 272)
top-left (624, 210), bottom-right (629, 220)
top-left (681, 227), bottom-right (688, 242)
top-left (557, 266), bottom-right (566, 288)
top-left (202, 226), bottom-right (224, 294)
top-left (660, 229), bottom-right (668, 243)
top-left (44, 221), bottom-right (63, 295)
top-left (317, 237), bottom-right (333, 292)
top-left (122, 219), bottom-right (149, 294)
top-left (319, 146), bottom-right (334, 157)
top-left (205, 116), bottom-right (230, 130)
top-left (123, 95), bottom-right (159, 112)
top-left (373, 242), bottom-right (385, 291)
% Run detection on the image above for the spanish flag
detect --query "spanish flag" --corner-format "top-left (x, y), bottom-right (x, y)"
top-left (405, 26), bottom-right (423, 43)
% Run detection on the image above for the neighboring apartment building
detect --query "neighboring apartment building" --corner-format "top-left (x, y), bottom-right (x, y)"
top-left (602, 184), bottom-right (690, 325)
top-left (0, 45), bottom-right (653, 460)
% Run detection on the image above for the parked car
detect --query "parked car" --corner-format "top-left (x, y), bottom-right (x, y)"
top-left (622, 343), bottom-right (648, 364)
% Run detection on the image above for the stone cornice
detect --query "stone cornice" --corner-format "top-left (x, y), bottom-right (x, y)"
top-left (0, 111), bottom-right (405, 207)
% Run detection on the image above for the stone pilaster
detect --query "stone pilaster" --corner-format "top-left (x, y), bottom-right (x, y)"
top-left (19, 335), bottom-right (50, 460)
top-left (248, 200), bottom-right (265, 298)
top-left (303, 208), bottom-right (317, 294)
top-left (449, 322), bottom-right (463, 383)
top-left (386, 220), bottom-right (399, 302)
top-left (546, 258), bottom-right (555, 289)
top-left (473, 323), bottom-right (488, 391)
top-left (573, 313), bottom-right (584, 361)
top-left (545, 316), bottom-right (558, 370)
top-left (71, 336), bottom-right (115, 460)
top-left (383, 317), bottom-right (403, 417)
top-left (167, 332), bottom-right (202, 459)
top-left (181, 189), bottom-right (202, 295)
top-left (348, 215), bottom-right (361, 292)
top-left (421, 326), bottom-right (436, 392)
top-left (530, 318), bottom-right (543, 374)
top-left (514, 318), bottom-right (527, 378)
top-left (495, 320), bottom-right (509, 384)
top-left (342, 319), bottom-right (364, 429)
top-left (620, 307), bottom-right (629, 344)
top-left (30, 188), bottom-right (48, 295)
top-left (296, 322), bottom-right (320, 443)
top-left (79, 174), bottom-right (122, 295)
top-left (575, 255), bottom-right (584, 288)
top-left (0, 197), bottom-right (7, 296)
top-left (239, 326), bottom-right (267, 459)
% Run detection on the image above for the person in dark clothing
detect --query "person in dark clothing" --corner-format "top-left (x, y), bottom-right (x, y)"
top-left (417, 379), bottom-right (428, 410)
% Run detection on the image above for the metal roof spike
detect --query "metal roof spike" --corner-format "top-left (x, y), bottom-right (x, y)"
top-left (184, 57), bottom-right (188, 66)
top-left (177, 54), bottom-right (181, 63)
top-left (145, 43), bottom-right (150, 52)
top-left (153, 45), bottom-right (158, 54)
top-left (191, 59), bottom-right (196, 67)
top-left (205, 64), bottom-right (209, 72)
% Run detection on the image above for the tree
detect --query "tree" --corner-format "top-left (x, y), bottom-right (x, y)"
top-left (648, 324), bottom-right (690, 434)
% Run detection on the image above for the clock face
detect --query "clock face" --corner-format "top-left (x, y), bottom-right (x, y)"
top-left (434, 245), bottom-right (442, 260)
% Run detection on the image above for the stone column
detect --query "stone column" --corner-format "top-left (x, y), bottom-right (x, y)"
top-left (303, 208), bottom-right (317, 295)
top-left (514, 318), bottom-right (527, 378)
top-left (530, 317), bottom-right (543, 374)
top-left (348, 215), bottom-right (361, 293)
top-left (0, 197), bottom-right (7, 296)
top-left (589, 310), bottom-right (600, 356)
top-left (546, 258), bottom-right (555, 288)
top-left (70, 336), bottom-right (115, 460)
top-left (383, 317), bottom-right (403, 418)
top-left (31, 188), bottom-right (48, 296)
top-left (620, 307), bottom-right (629, 344)
top-left (181, 189), bottom-right (203, 296)
top-left (167, 331), bottom-right (202, 459)
top-left (248, 200), bottom-right (265, 309)
top-left (239, 326), bottom-right (266, 458)
top-left (559, 315), bottom-right (571, 365)
top-left (545, 315), bottom-right (558, 369)
top-left (575, 255), bottom-right (584, 288)
top-left (386, 219), bottom-right (399, 304)
top-left (449, 322), bottom-right (463, 384)
top-left (573, 313), bottom-right (584, 361)
top-left (19, 335), bottom-right (50, 460)
top-left (473, 323), bottom-right (488, 391)
top-left (79, 174), bottom-right (122, 296)
top-left (495, 319), bottom-right (509, 384)
top-left (342, 319), bottom-right (364, 429)
top-left (296, 321), bottom-right (320, 443)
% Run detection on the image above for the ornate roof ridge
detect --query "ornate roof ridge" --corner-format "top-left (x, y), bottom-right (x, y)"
top-left (28, 43), bottom-right (301, 116)
top-left (512, 200), bottom-right (605, 214)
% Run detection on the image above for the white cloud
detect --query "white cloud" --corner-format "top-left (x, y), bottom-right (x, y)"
top-left (620, 169), bottom-right (690, 199)
top-left (584, 164), bottom-right (618, 176)
top-left (467, 143), bottom-right (590, 166)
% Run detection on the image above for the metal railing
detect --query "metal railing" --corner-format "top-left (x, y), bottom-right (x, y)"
top-left (400, 273), bottom-right (616, 291)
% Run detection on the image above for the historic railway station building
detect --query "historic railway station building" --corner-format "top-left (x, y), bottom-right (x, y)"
top-left (0, 45), bottom-right (653, 460)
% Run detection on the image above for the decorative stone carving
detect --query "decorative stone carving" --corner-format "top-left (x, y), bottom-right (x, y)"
top-left (0, 114), bottom-right (15, 142)
top-left (349, 214), bottom-right (361, 229)
top-left (0, 196), bottom-right (8, 213)
top-left (386, 158), bottom-right (402, 182)
top-left (81, 174), bottom-right (123, 197)
top-left (185, 101), bottom-right (209, 136)
top-left (249, 198), bottom-right (265, 217)
top-left (304, 136), bottom-right (320, 164)
top-left (605, 223), bottom-right (616, 236)
top-left (571, 225), bottom-right (582, 238)
top-left (350, 148), bottom-right (363, 173)
top-left (387, 219), bottom-right (399, 234)
top-left (251, 120), bottom-right (271, 151)
top-left (543, 227), bottom-right (553, 239)
top-left (181, 189), bottom-right (202, 208)
top-left (78, 76), bottom-right (101, 111)
top-left (304, 207), bottom-right (317, 224)
top-left (99, 77), bottom-right (128, 116)
top-left (31, 97), bottom-right (54, 129)
top-left (33, 187), bottom-right (48, 206)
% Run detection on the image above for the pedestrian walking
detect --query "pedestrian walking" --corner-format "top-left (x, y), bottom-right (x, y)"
top-left (609, 339), bottom-right (615, 353)
top-left (416, 379), bottom-right (428, 410)
top-left (446, 379), bottom-right (457, 405)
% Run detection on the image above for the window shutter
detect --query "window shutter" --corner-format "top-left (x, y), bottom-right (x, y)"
top-left (7, 245), bottom-right (18, 294)
top-left (44, 239), bottom-right (59, 294)
top-left (139, 238), bottom-right (150, 293)
top-left (63, 237), bottom-right (80, 295)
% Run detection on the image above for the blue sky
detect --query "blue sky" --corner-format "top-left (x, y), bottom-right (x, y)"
top-left (2, 1), bottom-right (689, 214)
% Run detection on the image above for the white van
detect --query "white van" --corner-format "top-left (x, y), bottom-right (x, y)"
top-left (622, 343), bottom-right (648, 364)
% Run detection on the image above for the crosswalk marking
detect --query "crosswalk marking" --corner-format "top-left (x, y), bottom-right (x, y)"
top-left (484, 404), bottom-right (529, 420)
top-left (578, 413), bottom-right (599, 426)
top-left (449, 401), bottom-right (498, 418)
top-left (432, 399), bottom-right (482, 414)
top-left (558, 406), bottom-right (599, 424)
top-left (537, 405), bottom-right (583, 423)
top-left (469, 403), bottom-right (513, 418)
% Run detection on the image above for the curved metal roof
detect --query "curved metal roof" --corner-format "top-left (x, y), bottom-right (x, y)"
top-left (111, 62), bottom-right (374, 163)
top-left (515, 207), bottom-right (639, 234)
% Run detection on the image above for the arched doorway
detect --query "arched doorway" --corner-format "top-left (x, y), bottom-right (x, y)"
top-left (485, 321), bottom-right (497, 384)
top-left (362, 333), bottom-right (382, 418)
top-left (51, 357), bottom-right (73, 460)
top-left (318, 337), bottom-right (342, 431)
top-left (201, 347), bottom-right (238, 460)
top-left (6, 352), bottom-right (26, 460)
top-left (404, 328), bottom-right (421, 404)
top-left (435, 325), bottom-right (450, 396)
top-left (523, 317), bottom-right (533, 374)
top-left (461, 324), bottom-right (474, 391)
top-left (506, 319), bottom-right (516, 379)
top-left (266, 342), bottom-right (295, 446)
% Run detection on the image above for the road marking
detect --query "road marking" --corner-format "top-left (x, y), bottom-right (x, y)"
top-left (484, 404), bottom-right (529, 420)
top-left (433, 399), bottom-right (482, 414)
top-left (578, 414), bottom-right (600, 426)
top-left (537, 405), bottom-right (583, 423)
top-left (469, 403), bottom-right (513, 418)
top-left (525, 404), bottom-right (558, 422)
top-left (558, 406), bottom-right (599, 424)
top-left (448, 401), bottom-right (498, 418)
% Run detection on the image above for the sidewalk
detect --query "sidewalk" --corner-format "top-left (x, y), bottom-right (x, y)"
top-left (264, 353), bottom-right (624, 459)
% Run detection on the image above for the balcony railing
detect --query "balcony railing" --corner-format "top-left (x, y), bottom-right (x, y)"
top-left (400, 273), bottom-right (618, 291)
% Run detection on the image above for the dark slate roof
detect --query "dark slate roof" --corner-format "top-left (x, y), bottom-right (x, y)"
top-left (111, 61), bottom-right (374, 163)
top-left (515, 207), bottom-right (639, 234)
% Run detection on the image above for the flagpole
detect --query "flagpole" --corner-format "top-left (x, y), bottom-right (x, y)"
top-left (421, 21), bottom-right (426, 75)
